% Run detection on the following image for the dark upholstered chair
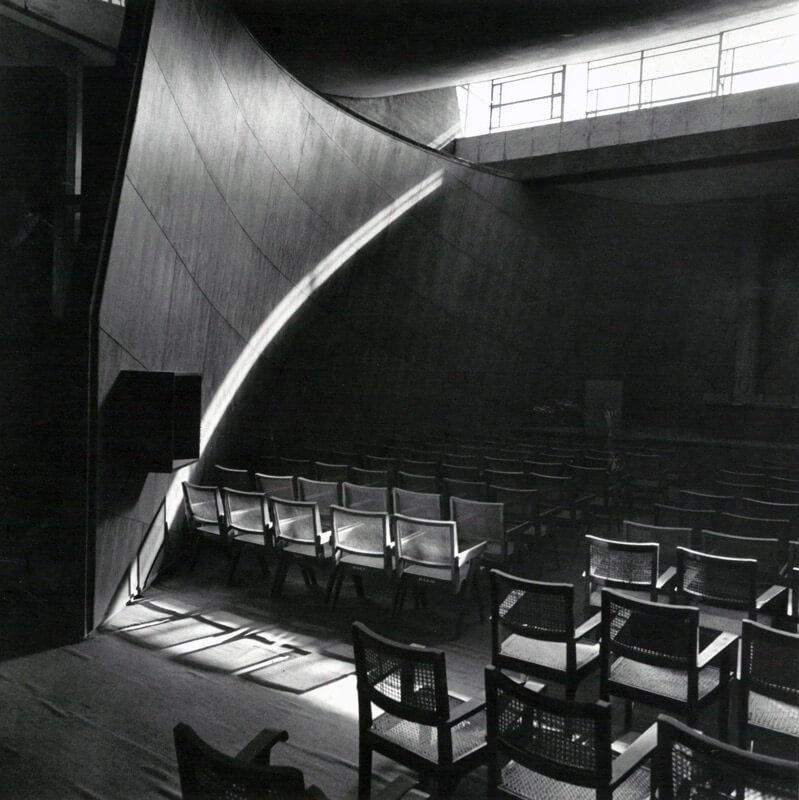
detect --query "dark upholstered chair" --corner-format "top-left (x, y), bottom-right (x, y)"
top-left (655, 714), bottom-right (799, 800)
top-left (174, 722), bottom-right (325, 799)
top-left (352, 621), bottom-right (487, 799)
top-left (490, 569), bottom-right (600, 700)
top-left (485, 664), bottom-right (656, 800)
top-left (600, 589), bottom-right (738, 739)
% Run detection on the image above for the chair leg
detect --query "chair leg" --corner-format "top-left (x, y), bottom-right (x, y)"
top-left (391, 574), bottom-right (407, 619)
top-left (256, 552), bottom-right (269, 577)
top-left (270, 554), bottom-right (290, 599)
top-left (325, 564), bottom-right (340, 606)
top-left (333, 567), bottom-right (347, 608)
top-left (358, 742), bottom-right (372, 800)
top-left (353, 573), bottom-right (365, 598)
top-left (471, 565), bottom-right (484, 623)
top-left (227, 548), bottom-right (241, 585)
top-left (189, 534), bottom-right (203, 571)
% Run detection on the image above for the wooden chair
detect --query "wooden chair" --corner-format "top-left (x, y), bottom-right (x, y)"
top-left (221, 488), bottom-right (270, 585)
top-left (655, 713), bottom-right (799, 799)
top-left (570, 463), bottom-right (623, 533)
top-left (738, 620), bottom-right (799, 759)
top-left (490, 569), bottom-right (600, 700)
top-left (584, 535), bottom-right (673, 611)
top-left (352, 621), bottom-right (487, 798)
top-left (483, 456), bottom-right (523, 473)
top-left (450, 496), bottom-right (515, 568)
top-left (401, 459), bottom-right (439, 478)
top-left (297, 477), bottom-right (341, 530)
top-left (600, 589), bottom-right (738, 739)
top-left (678, 489), bottom-right (736, 516)
top-left (625, 452), bottom-right (667, 508)
top-left (174, 723), bottom-right (325, 799)
top-left (278, 457), bottom-right (314, 480)
top-left (674, 546), bottom-right (786, 635)
top-left (485, 665), bottom-right (655, 800)
top-left (697, 530), bottom-right (783, 586)
top-left (269, 497), bottom-right (333, 599)
top-left (653, 503), bottom-right (718, 538)
top-left (391, 487), bottom-right (442, 520)
top-left (522, 458), bottom-right (563, 477)
top-left (391, 514), bottom-right (486, 637)
top-left (440, 463), bottom-right (482, 482)
top-left (362, 456), bottom-right (398, 484)
top-left (484, 469), bottom-right (528, 490)
top-left (182, 482), bottom-right (226, 571)
top-left (325, 506), bottom-right (392, 608)
top-left (342, 482), bottom-right (390, 513)
top-left (718, 511), bottom-right (792, 557)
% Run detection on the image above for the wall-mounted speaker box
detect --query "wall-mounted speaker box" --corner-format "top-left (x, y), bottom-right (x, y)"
top-left (105, 371), bottom-right (201, 472)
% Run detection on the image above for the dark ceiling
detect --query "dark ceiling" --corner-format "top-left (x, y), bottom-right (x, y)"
top-left (232, 0), bottom-right (796, 97)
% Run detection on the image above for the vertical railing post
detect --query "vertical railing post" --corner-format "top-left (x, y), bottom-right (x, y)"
top-left (715, 32), bottom-right (724, 96)
top-left (637, 49), bottom-right (644, 110)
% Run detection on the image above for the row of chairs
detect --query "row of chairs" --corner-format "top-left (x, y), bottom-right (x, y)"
top-left (352, 598), bottom-right (799, 799)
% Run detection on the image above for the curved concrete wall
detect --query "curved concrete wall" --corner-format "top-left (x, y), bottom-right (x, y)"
top-left (94, 0), bottom-right (537, 622)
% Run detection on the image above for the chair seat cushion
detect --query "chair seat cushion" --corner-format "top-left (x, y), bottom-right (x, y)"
top-left (500, 634), bottom-right (599, 673)
top-left (609, 657), bottom-right (720, 701)
top-left (371, 707), bottom-right (486, 763)
top-left (499, 759), bottom-right (650, 800)
top-left (748, 691), bottom-right (799, 737)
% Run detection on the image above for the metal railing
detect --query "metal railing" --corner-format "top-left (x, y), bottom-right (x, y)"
top-left (489, 65), bottom-right (565, 131)
top-left (586, 14), bottom-right (799, 117)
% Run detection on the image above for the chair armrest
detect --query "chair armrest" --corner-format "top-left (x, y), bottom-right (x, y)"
top-left (697, 631), bottom-right (739, 668)
top-left (756, 583), bottom-right (788, 613)
top-left (656, 566), bottom-right (677, 590)
top-left (446, 694), bottom-right (486, 726)
top-left (235, 727), bottom-right (289, 765)
top-left (505, 520), bottom-right (532, 538)
top-left (573, 611), bottom-right (601, 640)
top-left (457, 541), bottom-right (487, 568)
top-left (609, 722), bottom-right (657, 788)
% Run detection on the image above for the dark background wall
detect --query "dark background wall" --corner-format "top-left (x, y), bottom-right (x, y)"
top-left (95, 0), bottom-right (799, 624)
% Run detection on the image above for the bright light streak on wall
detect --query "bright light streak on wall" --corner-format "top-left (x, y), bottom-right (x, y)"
top-left (163, 170), bottom-right (444, 536)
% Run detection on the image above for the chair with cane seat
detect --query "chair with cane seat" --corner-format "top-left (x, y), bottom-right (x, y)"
top-left (221, 488), bottom-right (270, 585)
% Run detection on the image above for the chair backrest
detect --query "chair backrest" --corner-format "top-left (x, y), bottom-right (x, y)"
top-left (488, 485), bottom-right (538, 524)
top-left (483, 456), bottom-right (523, 473)
top-left (586, 535), bottom-right (659, 601)
top-left (362, 455), bottom-right (398, 480)
top-left (348, 466), bottom-right (389, 487)
top-left (485, 664), bottom-right (612, 792)
top-left (450, 497), bottom-right (503, 546)
top-left (622, 520), bottom-right (691, 569)
top-left (522, 458), bottom-right (563, 477)
top-left (716, 480), bottom-right (769, 500)
top-left (351, 621), bottom-right (449, 728)
top-left (720, 468), bottom-right (767, 482)
top-left (173, 723), bottom-right (307, 800)
top-left (440, 463), bottom-right (482, 482)
top-left (655, 714), bottom-right (799, 800)
top-left (396, 471), bottom-right (438, 493)
top-left (214, 464), bottom-right (251, 491)
top-left (393, 514), bottom-right (457, 569)
top-left (442, 452), bottom-right (481, 468)
top-left (527, 471), bottom-right (574, 504)
top-left (654, 503), bottom-right (717, 534)
top-left (679, 489), bottom-right (736, 513)
top-left (569, 464), bottom-right (611, 495)
top-left (601, 589), bottom-right (698, 673)
top-left (314, 461), bottom-right (349, 482)
top-left (626, 452), bottom-right (663, 480)
top-left (443, 477), bottom-right (487, 502)
top-left (484, 469), bottom-right (528, 490)
top-left (676, 546), bottom-right (757, 614)
top-left (489, 569), bottom-right (574, 654)
top-left (719, 511), bottom-right (791, 545)
top-left (739, 620), bottom-right (799, 745)
top-left (698, 530), bottom-right (782, 582)
top-left (254, 473), bottom-right (296, 500)
top-left (270, 497), bottom-right (324, 548)
top-left (401, 459), bottom-right (439, 478)
top-left (391, 487), bottom-right (442, 520)
top-left (182, 482), bottom-right (222, 529)
top-left (296, 478), bottom-right (341, 522)
top-left (221, 488), bottom-right (267, 536)
top-left (331, 506), bottom-right (391, 564)
top-left (277, 457), bottom-right (314, 479)
top-left (341, 482), bottom-right (390, 513)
